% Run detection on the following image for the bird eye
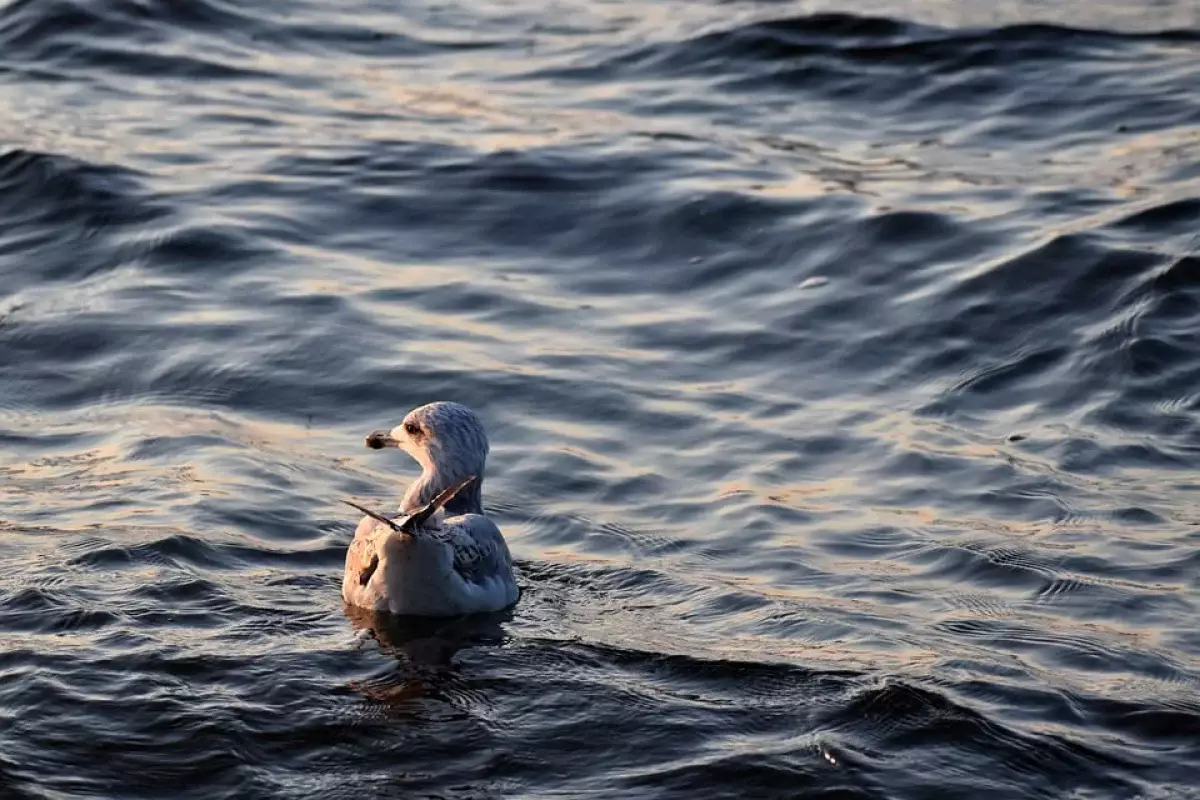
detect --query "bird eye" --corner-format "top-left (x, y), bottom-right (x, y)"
top-left (404, 420), bottom-right (421, 437)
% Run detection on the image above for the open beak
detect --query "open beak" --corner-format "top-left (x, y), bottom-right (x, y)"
top-left (365, 429), bottom-right (399, 450)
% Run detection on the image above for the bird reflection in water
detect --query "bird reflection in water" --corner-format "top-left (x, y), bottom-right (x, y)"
top-left (343, 603), bottom-right (513, 706)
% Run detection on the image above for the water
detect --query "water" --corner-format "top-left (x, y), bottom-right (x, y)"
top-left (2, 0), bottom-right (1199, 796)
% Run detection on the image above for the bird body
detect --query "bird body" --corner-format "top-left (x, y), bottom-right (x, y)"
top-left (342, 402), bottom-right (518, 617)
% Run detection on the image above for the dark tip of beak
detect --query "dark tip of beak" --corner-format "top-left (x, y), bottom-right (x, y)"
top-left (365, 431), bottom-right (393, 450)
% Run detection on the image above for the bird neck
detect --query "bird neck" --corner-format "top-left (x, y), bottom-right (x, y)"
top-left (403, 468), bottom-right (484, 516)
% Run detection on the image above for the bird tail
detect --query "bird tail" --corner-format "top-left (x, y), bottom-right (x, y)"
top-left (342, 475), bottom-right (476, 534)
top-left (401, 475), bottom-right (477, 532)
top-left (341, 500), bottom-right (401, 531)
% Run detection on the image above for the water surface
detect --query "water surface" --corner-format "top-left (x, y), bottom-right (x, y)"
top-left (2, 0), bottom-right (1199, 797)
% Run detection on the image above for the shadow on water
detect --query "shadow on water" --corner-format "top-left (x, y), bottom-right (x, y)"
top-left (343, 604), bottom-right (513, 702)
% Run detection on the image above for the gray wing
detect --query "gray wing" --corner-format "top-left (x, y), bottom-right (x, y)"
top-left (437, 514), bottom-right (513, 585)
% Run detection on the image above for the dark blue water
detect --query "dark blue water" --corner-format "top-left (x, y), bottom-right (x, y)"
top-left (2, 0), bottom-right (1200, 797)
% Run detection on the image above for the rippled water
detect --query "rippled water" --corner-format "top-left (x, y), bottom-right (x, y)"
top-left (2, 0), bottom-right (1200, 797)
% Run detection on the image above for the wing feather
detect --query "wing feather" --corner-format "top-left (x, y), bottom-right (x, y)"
top-left (435, 514), bottom-right (512, 584)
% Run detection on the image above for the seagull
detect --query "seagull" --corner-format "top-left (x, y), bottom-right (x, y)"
top-left (341, 402), bottom-right (519, 617)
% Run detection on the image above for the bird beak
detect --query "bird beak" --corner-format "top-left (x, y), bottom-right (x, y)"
top-left (365, 429), bottom-right (400, 449)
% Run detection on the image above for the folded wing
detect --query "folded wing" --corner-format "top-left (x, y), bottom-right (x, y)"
top-left (438, 514), bottom-right (513, 585)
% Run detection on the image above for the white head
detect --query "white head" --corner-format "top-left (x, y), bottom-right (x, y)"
top-left (365, 401), bottom-right (489, 515)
